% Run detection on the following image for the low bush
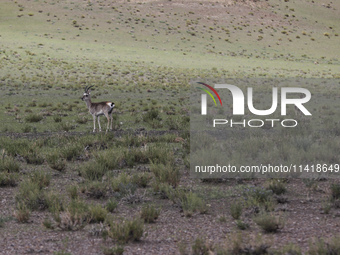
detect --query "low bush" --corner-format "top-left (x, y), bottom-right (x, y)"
top-left (253, 213), bottom-right (283, 233)
top-left (230, 201), bottom-right (243, 220)
top-left (14, 203), bottom-right (30, 223)
top-left (107, 217), bottom-right (144, 244)
top-left (25, 113), bottom-right (43, 123)
top-left (140, 204), bottom-right (160, 223)
top-left (309, 235), bottom-right (340, 255)
top-left (266, 179), bottom-right (287, 195)
top-left (89, 204), bottom-right (108, 223)
top-left (46, 151), bottom-right (66, 171)
top-left (106, 198), bottom-right (118, 213)
top-left (151, 162), bottom-right (180, 187)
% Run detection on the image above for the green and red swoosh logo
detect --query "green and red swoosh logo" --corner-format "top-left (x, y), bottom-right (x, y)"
top-left (196, 82), bottom-right (223, 106)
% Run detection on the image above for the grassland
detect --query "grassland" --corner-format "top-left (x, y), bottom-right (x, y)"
top-left (0, 0), bottom-right (340, 254)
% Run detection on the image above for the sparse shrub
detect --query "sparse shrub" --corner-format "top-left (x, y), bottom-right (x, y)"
top-left (224, 233), bottom-right (270, 255)
top-left (30, 171), bottom-right (51, 189)
top-left (89, 204), bottom-right (108, 223)
top-left (253, 213), bottom-right (283, 233)
top-left (46, 151), bottom-right (66, 171)
top-left (235, 220), bottom-right (249, 230)
top-left (76, 116), bottom-right (88, 124)
top-left (266, 179), bottom-right (286, 195)
top-left (58, 122), bottom-right (75, 132)
top-left (23, 150), bottom-right (44, 165)
top-left (143, 108), bottom-right (161, 124)
top-left (81, 161), bottom-right (108, 181)
top-left (15, 180), bottom-right (46, 210)
top-left (83, 181), bottom-right (107, 199)
top-left (61, 144), bottom-right (82, 161)
top-left (22, 125), bottom-right (32, 133)
top-left (53, 116), bottom-right (62, 123)
top-left (111, 172), bottom-right (133, 192)
top-left (150, 162), bottom-right (180, 187)
top-left (0, 217), bottom-right (5, 227)
top-left (0, 172), bottom-right (18, 187)
top-left (102, 246), bottom-right (124, 255)
top-left (147, 143), bottom-right (174, 164)
top-left (14, 203), bottom-right (30, 223)
top-left (25, 113), bottom-right (43, 123)
top-left (192, 238), bottom-right (213, 255)
top-left (45, 191), bottom-right (64, 215)
top-left (132, 172), bottom-right (152, 188)
top-left (106, 198), bottom-right (118, 213)
top-left (67, 185), bottom-right (78, 200)
top-left (308, 235), bottom-right (340, 255)
top-left (276, 243), bottom-right (301, 255)
top-left (42, 218), bottom-right (54, 229)
top-left (107, 217), bottom-right (144, 244)
top-left (140, 204), bottom-right (160, 223)
top-left (178, 191), bottom-right (207, 217)
top-left (330, 183), bottom-right (340, 201)
top-left (0, 156), bottom-right (20, 173)
top-left (230, 201), bottom-right (243, 220)
top-left (56, 200), bottom-right (89, 230)
top-left (243, 186), bottom-right (273, 207)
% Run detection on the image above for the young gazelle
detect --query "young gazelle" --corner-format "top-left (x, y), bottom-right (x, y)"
top-left (81, 85), bottom-right (115, 133)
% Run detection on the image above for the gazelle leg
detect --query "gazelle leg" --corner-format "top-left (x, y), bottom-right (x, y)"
top-left (104, 113), bottom-right (110, 133)
top-left (110, 113), bottom-right (113, 131)
top-left (92, 115), bottom-right (96, 132)
top-left (97, 116), bottom-right (101, 132)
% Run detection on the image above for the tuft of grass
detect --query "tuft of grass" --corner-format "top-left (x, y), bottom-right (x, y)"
top-left (0, 172), bottom-right (18, 187)
top-left (192, 238), bottom-right (213, 255)
top-left (58, 122), bottom-right (75, 132)
top-left (222, 233), bottom-right (269, 255)
top-left (30, 171), bottom-right (51, 189)
top-left (42, 218), bottom-right (54, 229)
top-left (235, 220), bottom-right (249, 230)
top-left (309, 235), bottom-right (340, 255)
top-left (106, 198), bottom-right (118, 213)
top-left (14, 203), bottom-right (30, 223)
top-left (88, 204), bottom-right (108, 223)
top-left (46, 151), bottom-right (66, 172)
top-left (0, 156), bottom-right (20, 173)
top-left (15, 180), bottom-right (46, 210)
top-left (83, 181), bottom-right (107, 199)
top-left (330, 183), bottom-right (340, 201)
top-left (107, 217), bottom-right (144, 244)
top-left (53, 116), bottom-right (62, 123)
top-left (45, 191), bottom-right (64, 215)
top-left (230, 201), bottom-right (243, 220)
top-left (266, 179), bottom-right (287, 195)
top-left (151, 162), bottom-right (180, 187)
top-left (56, 199), bottom-right (89, 231)
top-left (25, 113), bottom-right (43, 123)
top-left (102, 246), bottom-right (124, 255)
top-left (81, 161), bottom-right (108, 181)
top-left (143, 109), bottom-right (161, 125)
top-left (22, 125), bottom-right (33, 133)
top-left (0, 216), bottom-right (10, 228)
top-left (23, 150), bottom-right (44, 165)
top-left (67, 185), bottom-right (78, 200)
top-left (171, 190), bottom-right (207, 217)
top-left (140, 204), bottom-right (160, 223)
top-left (253, 213), bottom-right (283, 233)
top-left (61, 144), bottom-right (82, 161)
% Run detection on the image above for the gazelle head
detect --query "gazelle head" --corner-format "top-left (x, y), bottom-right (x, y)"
top-left (81, 85), bottom-right (94, 101)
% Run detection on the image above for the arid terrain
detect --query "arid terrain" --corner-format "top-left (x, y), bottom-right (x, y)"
top-left (0, 0), bottom-right (339, 254)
